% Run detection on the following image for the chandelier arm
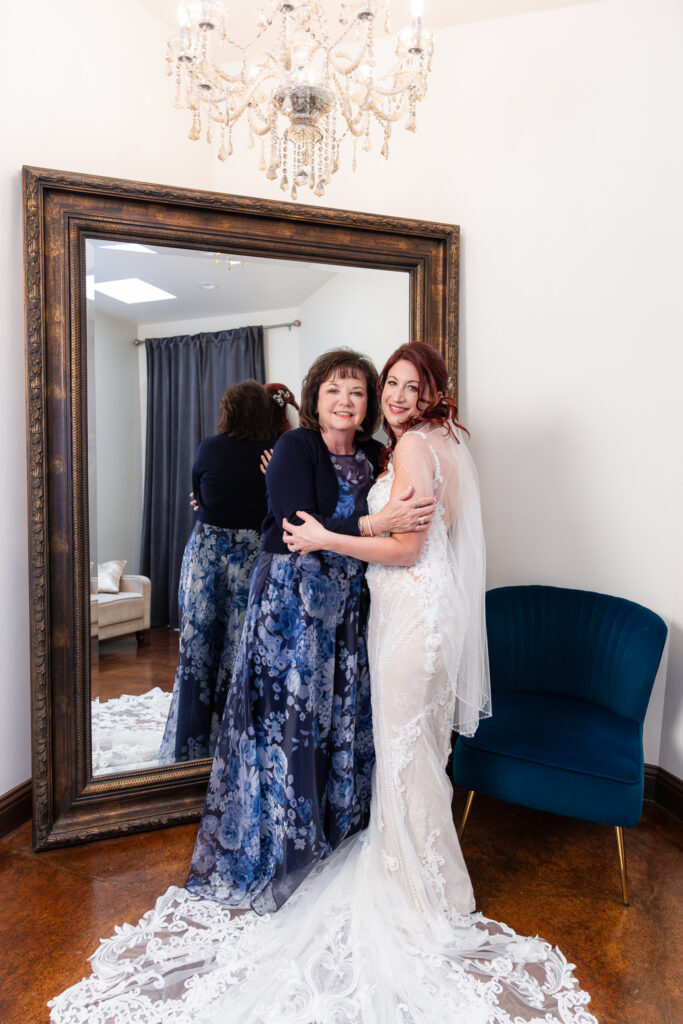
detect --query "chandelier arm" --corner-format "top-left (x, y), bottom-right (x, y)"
top-left (322, 12), bottom-right (359, 52)
top-left (219, 35), bottom-right (248, 56)
top-left (298, 24), bottom-right (333, 68)
top-left (215, 93), bottom-right (253, 125)
top-left (328, 44), bottom-right (370, 77)
top-left (371, 75), bottom-right (422, 98)
top-left (330, 69), bottom-right (374, 133)
top-left (340, 112), bottom-right (368, 138)
top-left (329, 72), bottom-right (360, 133)
top-left (221, 9), bottom-right (279, 57)
top-left (236, 66), bottom-right (280, 106)
top-left (205, 64), bottom-right (249, 87)
top-left (367, 94), bottom-right (409, 123)
top-left (203, 63), bottom-right (280, 124)
top-left (243, 16), bottom-right (276, 48)
top-left (305, 14), bottom-right (331, 51)
top-left (246, 107), bottom-right (277, 136)
top-left (331, 109), bottom-right (365, 139)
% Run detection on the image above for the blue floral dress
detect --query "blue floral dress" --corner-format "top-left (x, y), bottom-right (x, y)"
top-left (186, 450), bottom-right (375, 914)
top-left (158, 523), bottom-right (261, 764)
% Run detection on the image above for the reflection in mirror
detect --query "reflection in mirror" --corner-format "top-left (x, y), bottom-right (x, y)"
top-left (86, 239), bottom-right (409, 777)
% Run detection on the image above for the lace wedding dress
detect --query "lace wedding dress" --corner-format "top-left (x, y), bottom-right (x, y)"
top-left (50, 426), bottom-right (597, 1024)
top-left (92, 688), bottom-right (172, 775)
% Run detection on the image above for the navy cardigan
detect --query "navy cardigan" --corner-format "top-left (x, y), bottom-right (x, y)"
top-left (261, 427), bottom-right (384, 554)
top-left (192, 434), bottom-right (272, 530)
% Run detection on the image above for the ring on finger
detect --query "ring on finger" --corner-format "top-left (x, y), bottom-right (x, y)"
top-left (419, 516), bottom-right (424, 526)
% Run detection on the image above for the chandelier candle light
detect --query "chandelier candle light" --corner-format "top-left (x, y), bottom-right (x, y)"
top-left (167, 0), bottom-right (434, 199)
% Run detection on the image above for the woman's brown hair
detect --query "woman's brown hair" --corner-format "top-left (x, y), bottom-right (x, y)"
top-left (377, 343), bottom-right (469, 465)
top-left (217, 379), bottom-right (272, 440)
top-left (299, 348), bottom-right (380, 441)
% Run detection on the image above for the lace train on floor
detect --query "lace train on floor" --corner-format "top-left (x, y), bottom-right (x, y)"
top-left (49, 835), bottom-right (597, 1024)
top-left (56, 428), bottom-right (598, 1023)
top-left (91, 689), bottom-right (172, 775)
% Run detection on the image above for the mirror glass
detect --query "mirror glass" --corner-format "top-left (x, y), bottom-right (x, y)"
top-left (85, 238), bottom-right (409, 777)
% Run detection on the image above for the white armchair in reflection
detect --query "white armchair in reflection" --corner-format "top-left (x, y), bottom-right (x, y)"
top-left (90, 574), bottom-right (151, 643)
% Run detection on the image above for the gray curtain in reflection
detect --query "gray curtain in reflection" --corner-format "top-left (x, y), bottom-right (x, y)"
top-left (140, 327), bottom-right (265, 628)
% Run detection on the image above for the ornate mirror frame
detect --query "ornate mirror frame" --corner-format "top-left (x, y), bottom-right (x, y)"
top-left (23, 165), bottom-right (459, 850)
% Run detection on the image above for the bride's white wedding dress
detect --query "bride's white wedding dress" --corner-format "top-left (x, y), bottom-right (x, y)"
top-left (50, 426), bottom-right (597, 1024)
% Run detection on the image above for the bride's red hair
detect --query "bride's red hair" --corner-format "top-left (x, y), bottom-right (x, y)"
top-left (377, 343), bottom-right (468, 467)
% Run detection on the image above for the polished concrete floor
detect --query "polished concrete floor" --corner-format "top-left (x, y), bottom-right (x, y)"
top-left (0, 792), bottom-right (680, 1023)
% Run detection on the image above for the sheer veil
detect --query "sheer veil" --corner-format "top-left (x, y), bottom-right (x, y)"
top-left (446, 426), bottom-right (491, 736)
top-left (400, 422), bottom-right (491, 736)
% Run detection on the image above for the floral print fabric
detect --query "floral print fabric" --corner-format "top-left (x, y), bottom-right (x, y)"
top-left (186, 450), bottom-right (375, 914)
top-left (159, 523), bottom-right (261, 764)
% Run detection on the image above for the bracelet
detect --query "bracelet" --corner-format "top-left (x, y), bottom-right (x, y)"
top-left (358, 516), bottom-right (365, 537)
top-left (366, 515), bottom-right (374, 537)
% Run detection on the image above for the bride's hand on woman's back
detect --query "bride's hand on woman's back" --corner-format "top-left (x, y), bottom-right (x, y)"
top-left (282, 512), bottom-right (328, 554)
top-left (372, 485), bottom-right (435, 535)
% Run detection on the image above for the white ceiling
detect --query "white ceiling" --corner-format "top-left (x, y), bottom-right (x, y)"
top-left (88, 242), bottom-right (385, 326)
top-left (138, 0), bottom-right (596, 37)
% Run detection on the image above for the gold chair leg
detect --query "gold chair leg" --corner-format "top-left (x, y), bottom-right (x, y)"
top-left (615, 826), bottom-right (630, 906)
top-left (458, 790), bottom-right (475, 841)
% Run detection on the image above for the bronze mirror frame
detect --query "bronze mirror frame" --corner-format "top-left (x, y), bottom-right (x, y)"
top-left (23, 165), bottom-right (460, 850)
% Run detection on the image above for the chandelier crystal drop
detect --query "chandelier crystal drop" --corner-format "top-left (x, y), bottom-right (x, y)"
top-left (167, 0), bottom-right (434, 200)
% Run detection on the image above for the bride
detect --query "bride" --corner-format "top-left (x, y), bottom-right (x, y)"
top-left (50, 344), bottom-right (597, 1023)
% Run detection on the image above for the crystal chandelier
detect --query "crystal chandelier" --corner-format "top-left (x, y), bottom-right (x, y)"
top-left (167, 1), bottom-right (434, 200)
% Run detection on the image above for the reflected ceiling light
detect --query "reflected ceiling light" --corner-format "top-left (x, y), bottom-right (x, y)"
top-left (93, 279), bottom-right (176, 304)
top-left (98, 243), bottom-right (158, 254)
top-left (211, 252), bottom-right (247, 269)
top-left (167, 0), bottom-right (434, 200)
top-left (197, 281), bottom-right (218, 289)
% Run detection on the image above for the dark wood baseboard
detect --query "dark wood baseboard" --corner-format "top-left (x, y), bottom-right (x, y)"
top-left (0, 780), bottom-right (32, 839)
top-left (644, 763), bottom-right (683, 820)
top-left (643, 764), bottom-right (656, 801)
top-left (0, 764), bottom-right (680, 842)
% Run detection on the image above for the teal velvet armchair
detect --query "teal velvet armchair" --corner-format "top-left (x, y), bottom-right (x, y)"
top-left (452, 585), bottom-right (667, 904)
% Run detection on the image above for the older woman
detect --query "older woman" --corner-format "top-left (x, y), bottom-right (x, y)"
top-left (185, 349), bottom-right (434, 914)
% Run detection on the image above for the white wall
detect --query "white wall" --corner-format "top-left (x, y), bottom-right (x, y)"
top-left (297, 271), bottom-right (409, 385)
top-left (93, 313), bottom-right (143, 575)
top-left (0, 0), bottom-right (213, 794)
top-left (2, 0), bottom-right (681, 794)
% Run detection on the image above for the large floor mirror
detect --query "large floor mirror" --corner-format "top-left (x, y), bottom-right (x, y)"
top-left (23, 166), bottom-right (459, 848)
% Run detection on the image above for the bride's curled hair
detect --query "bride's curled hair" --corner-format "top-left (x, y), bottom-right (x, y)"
top-left (378, 342), bottom-right (468, 465)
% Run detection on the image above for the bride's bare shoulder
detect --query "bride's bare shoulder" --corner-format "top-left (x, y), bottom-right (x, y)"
top-left (395, 429), bottom-right (429, 452)
top-left (393, 431), bottom-right (437, 479)
top-left (395, 428), bottom-right (441, 460)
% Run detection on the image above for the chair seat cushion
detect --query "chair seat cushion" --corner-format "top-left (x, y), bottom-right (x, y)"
top-left (459, 691), bottom-right (641, 785)
top-left (97, 592), bottom-right (144, 627)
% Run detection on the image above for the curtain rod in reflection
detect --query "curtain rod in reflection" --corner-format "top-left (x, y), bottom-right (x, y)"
top-left (133, 319), bottom-right (302, 345)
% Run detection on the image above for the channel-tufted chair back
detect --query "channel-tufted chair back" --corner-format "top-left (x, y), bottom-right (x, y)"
top-left (485, 585), bottom-right (667, 722)
top-left (453, 585), bottom-right (667, 903)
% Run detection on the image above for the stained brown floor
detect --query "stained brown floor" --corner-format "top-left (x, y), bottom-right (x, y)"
top-left (91, 626), bottom-right (179, 701)
top-left (0, 792), bottom-right (680, 1024)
